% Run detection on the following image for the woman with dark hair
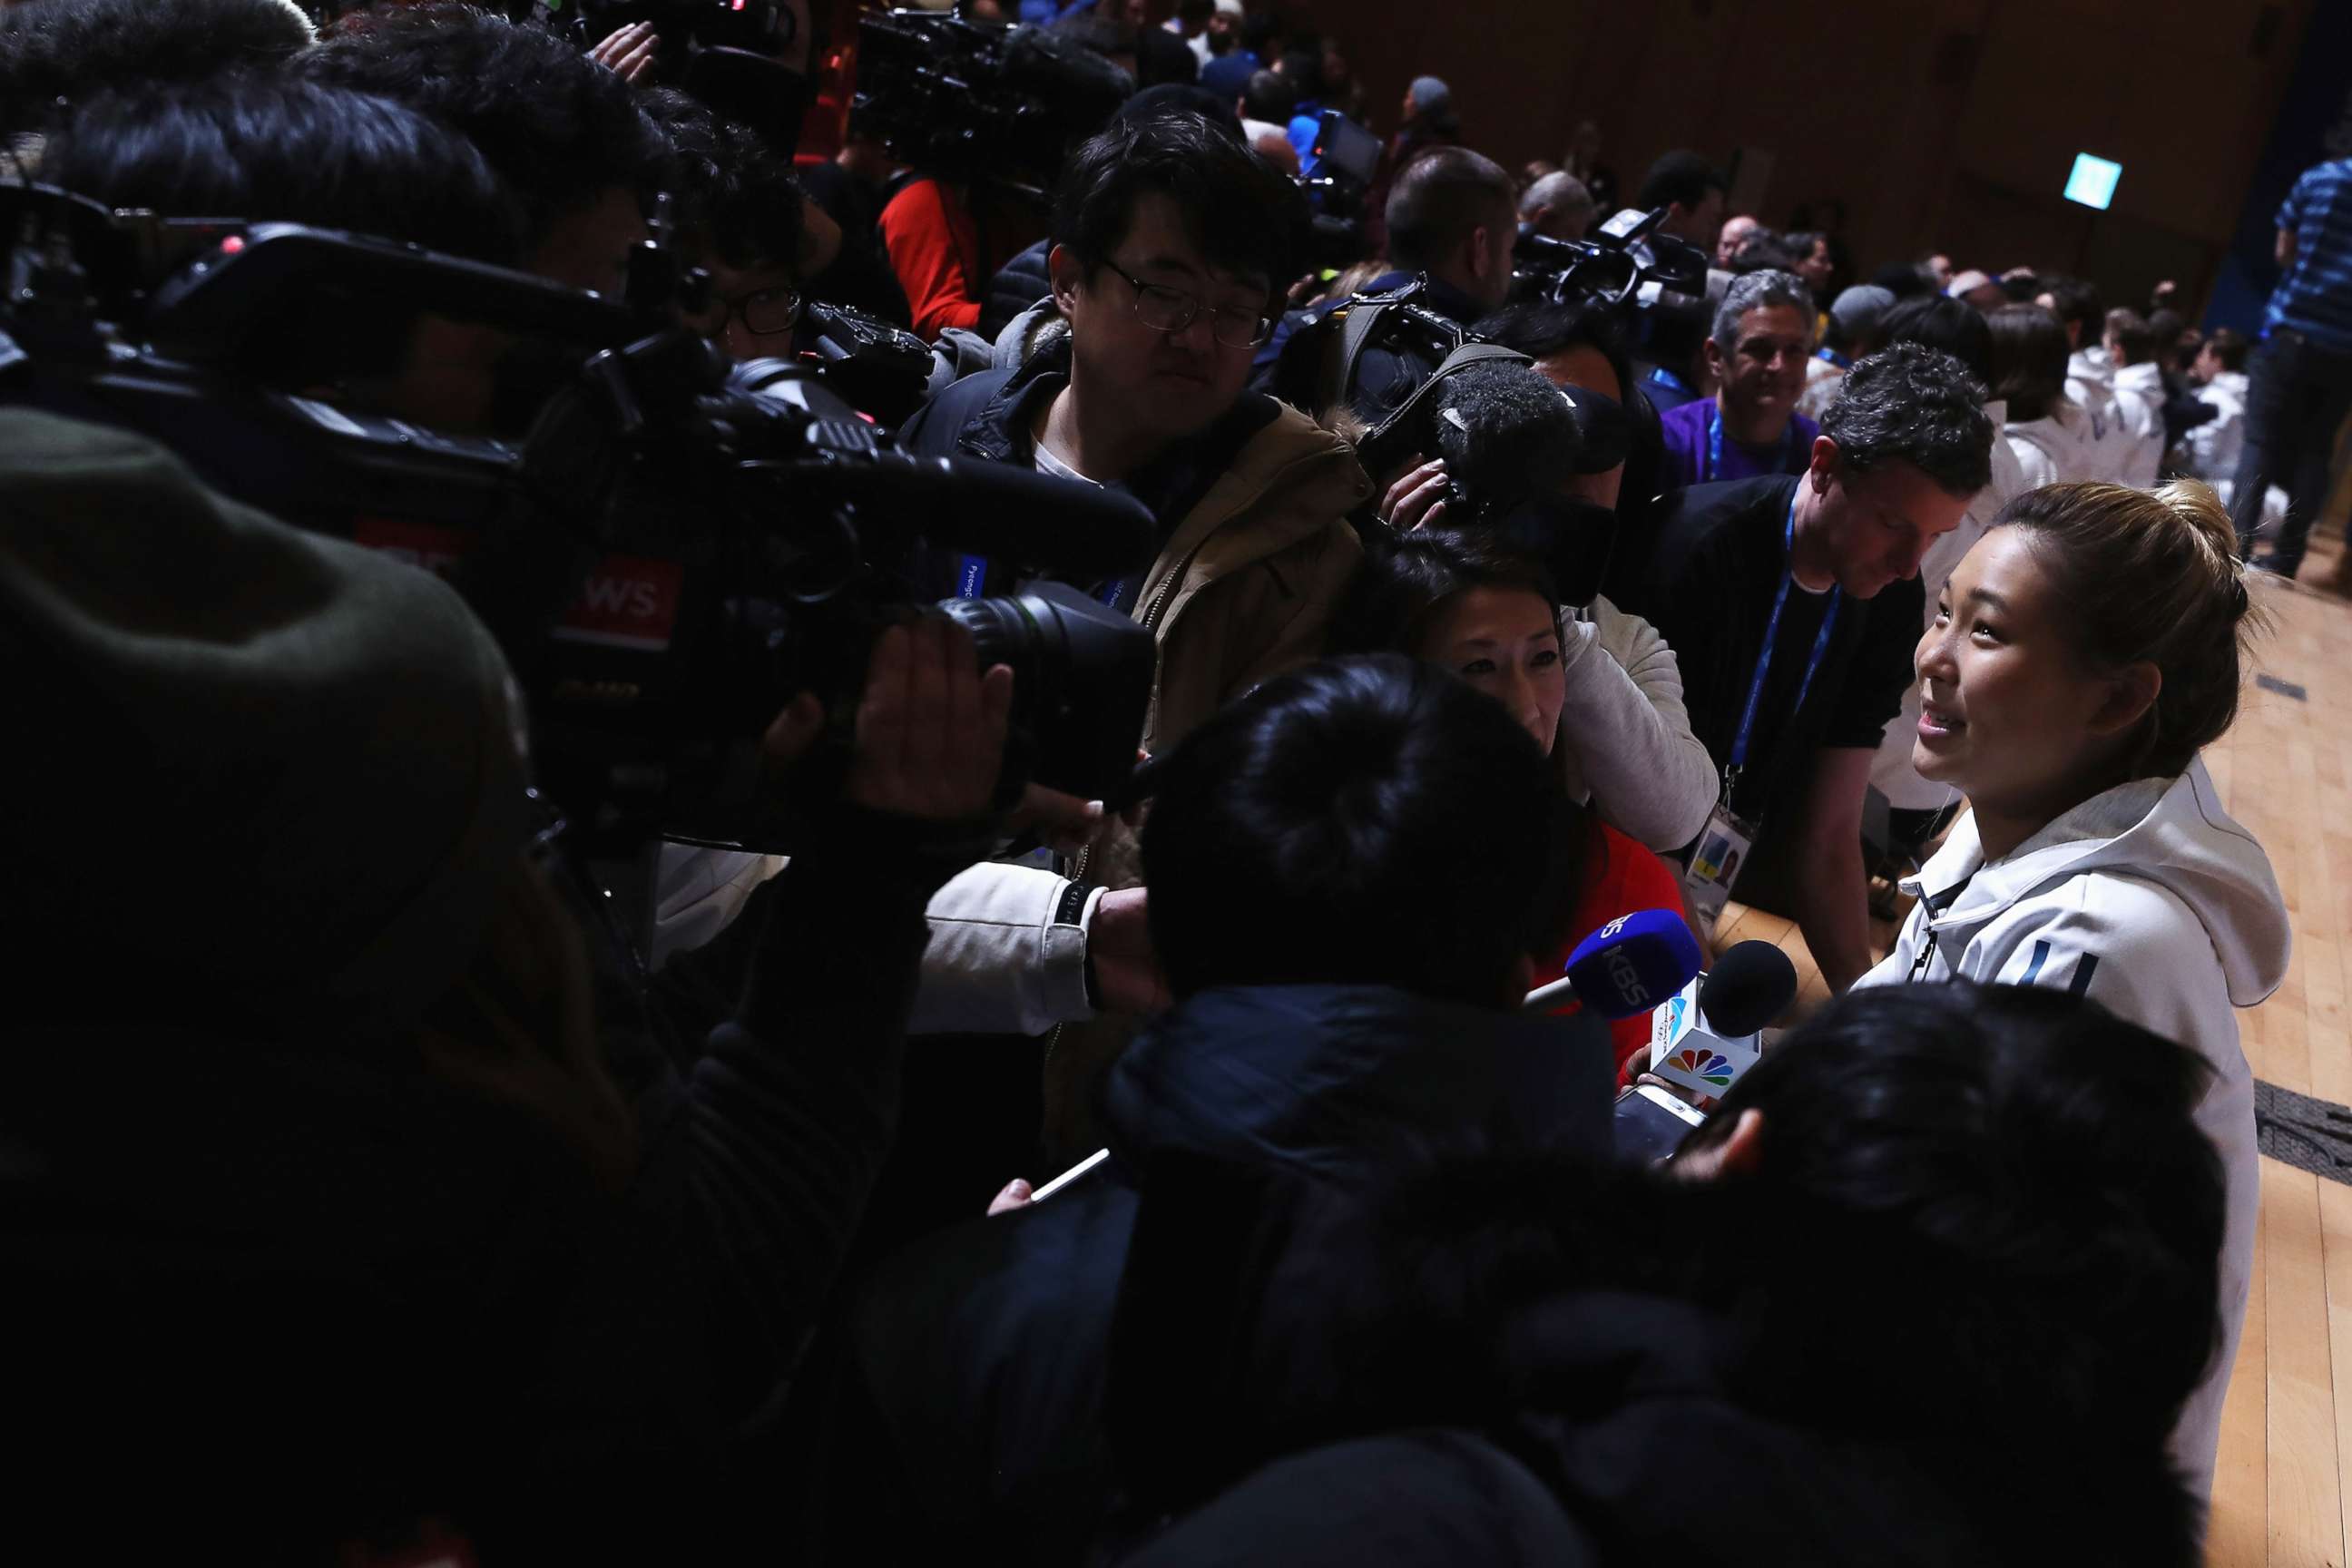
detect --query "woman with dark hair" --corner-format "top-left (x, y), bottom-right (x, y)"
top-left (1337, 529), bottom-right (1687, 1064)
top-left (1985, 302), bottom-right (2091, 487)
top-left (1375, 348), bottom-right (1719, 854)
top-left (1858, 479), bottom-right (2288, 1503)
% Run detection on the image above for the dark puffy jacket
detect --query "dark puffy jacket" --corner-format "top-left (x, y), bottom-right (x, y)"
top-left (980, 239), bottom-right (1054, 341)
top-left (1097, 1151), bottom-right (2206, 1568)
top-left (824, 985), bottom-right (1616, 1565)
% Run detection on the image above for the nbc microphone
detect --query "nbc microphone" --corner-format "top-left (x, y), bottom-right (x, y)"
top-left (1647, 940), bottom-right (1799, 1097)
top-left (1523, 909), bottom-right (1705, 1019)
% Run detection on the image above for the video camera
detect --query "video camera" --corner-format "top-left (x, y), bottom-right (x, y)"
top-left (1511, 205), bottom-right (1710, 309)
top-left (851, 9), bottom-right (1131, 197)
top-left (0, 184), bottom-right (1160, 854)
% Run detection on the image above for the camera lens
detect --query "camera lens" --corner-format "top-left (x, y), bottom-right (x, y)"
top-left (937, 583), bottom-right (1155, 803)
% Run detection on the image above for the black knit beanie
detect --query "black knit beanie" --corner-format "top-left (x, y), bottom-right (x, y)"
top-left (0, 407), bottom-right (531, 1037)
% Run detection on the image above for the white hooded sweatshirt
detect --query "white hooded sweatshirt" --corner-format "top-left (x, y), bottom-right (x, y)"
top-left (2110, 360), bottom-right (2169, 488)
top-left (2187, 369), bottom-right (2249, 483)
top-left (2064, 347), bottom-right (2128, 483)
top-left (2004, 410), bottom-right (2087, 489)
top-left (1856, 759), bottom-right (2289, 1502)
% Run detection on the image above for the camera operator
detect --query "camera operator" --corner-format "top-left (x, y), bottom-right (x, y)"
top-left (1371, 353), bottom-right (1717, 852)
top-left (1258, 144), bottom-right (1519, 423)
top-left (1657, 269), bottom-right (1820, 487)
top-left (1610, 344), bottom-right (1992, 990)
top-left (625, 61), bottom-right (914, 328)
top-left (900, 107), bottom-right (1367, 760)
top-left (34, 73), bottom-right (534, 432)
top-left (38, 61), bottom-right (1088, 1085)
top-left (300, 2), bottom-right (669, 299)
top-left (0, 398), bottom-right (1015, 1555)
top-left (636, 86), bottom-right (806, 359)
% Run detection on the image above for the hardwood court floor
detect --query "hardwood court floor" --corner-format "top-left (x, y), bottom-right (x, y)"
top-left (1719, 532), bottom-right (2352, 1566)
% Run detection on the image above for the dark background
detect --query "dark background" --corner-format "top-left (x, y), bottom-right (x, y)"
top-left (1283, 0), bottom-right (2348, 328)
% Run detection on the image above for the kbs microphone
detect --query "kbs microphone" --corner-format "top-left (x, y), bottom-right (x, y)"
top-left (1523, 908), bottom-right (1704, 1019)
top-left (1649, 940), bottom-right (1799, 1096)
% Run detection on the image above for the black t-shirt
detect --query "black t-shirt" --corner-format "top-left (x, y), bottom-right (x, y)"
top-left (1610, 475), bottom-right (1919, 828)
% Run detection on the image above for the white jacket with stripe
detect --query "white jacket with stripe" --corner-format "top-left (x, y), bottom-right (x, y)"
top-left (1855, 760), bottom-right (2289, 1504)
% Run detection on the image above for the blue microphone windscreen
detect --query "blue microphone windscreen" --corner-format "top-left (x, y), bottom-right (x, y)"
top-left (1561, 909), bottom-right (1704, 1019)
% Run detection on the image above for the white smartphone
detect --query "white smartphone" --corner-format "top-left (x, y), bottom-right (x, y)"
top-left (1612, 1084), bottom-right (1707, 1166)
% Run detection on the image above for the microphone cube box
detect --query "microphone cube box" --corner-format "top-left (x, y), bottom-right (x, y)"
top-left (1649, 975), bottom-right (1764, 1099)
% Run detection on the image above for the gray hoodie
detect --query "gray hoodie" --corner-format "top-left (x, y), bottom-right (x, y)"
top-left (1857, 758), bottom-right (2289, 1504)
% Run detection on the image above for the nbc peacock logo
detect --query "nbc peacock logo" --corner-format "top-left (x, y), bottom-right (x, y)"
top-left (1671, 1047), bottom-right (1735, 1088)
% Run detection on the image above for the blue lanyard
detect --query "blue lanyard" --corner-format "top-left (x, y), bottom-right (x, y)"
top-left (1728, 488), bottom-right (1841, 788)
top-left (1648, 366), bottom-right (1694, 399)
top-left (1706, 404), bottom-right (1794, 483)
top-left (955, 554), bottom-right (1131, 611)
top-left (1816, 347), bottom-right (1851, 369)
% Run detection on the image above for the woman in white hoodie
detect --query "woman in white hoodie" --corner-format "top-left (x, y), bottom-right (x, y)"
top-left (1858, 478), bottom-right (2288, 1506)
top-left (1987, 303), bottom-right (2100, 487)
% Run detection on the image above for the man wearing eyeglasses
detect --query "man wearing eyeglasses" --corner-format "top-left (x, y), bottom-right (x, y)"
top-left (899, 109), bottom-right (1370, 760)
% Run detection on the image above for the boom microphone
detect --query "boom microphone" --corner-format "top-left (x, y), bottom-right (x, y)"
top-left (1523, 909), bottom-right (1704, 1019)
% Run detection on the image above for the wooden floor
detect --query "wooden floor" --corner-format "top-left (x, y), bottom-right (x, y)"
top-left (1720, 531), bottom-right (2352, 1566)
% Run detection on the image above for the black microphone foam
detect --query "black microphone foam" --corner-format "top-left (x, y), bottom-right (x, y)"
top-left (1698, 941), bottom-right (1798, 1038)
top-left (1435, 359), bottom-right (1581, 501)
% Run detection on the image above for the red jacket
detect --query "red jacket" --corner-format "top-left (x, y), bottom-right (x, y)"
top-left (1540, 817), bottom-right (1690, 1066)
top-left (878, 177), bottom-right (984, 340)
